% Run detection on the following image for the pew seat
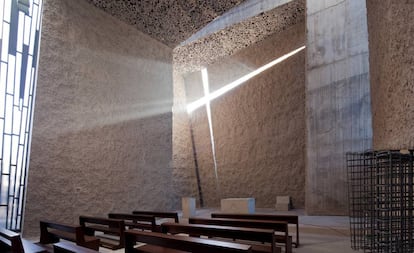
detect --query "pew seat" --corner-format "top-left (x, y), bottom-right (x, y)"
top-left (125, 230), bottom-right (252, 253)
top-left (38, 220), bottom-right (100, 251)
top-left (53, 241), bottom-right (100, 253)
top-left (79, 216), bottom-right (125, 250)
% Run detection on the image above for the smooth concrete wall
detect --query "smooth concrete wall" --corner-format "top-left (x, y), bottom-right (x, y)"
top-left (366, 1), bottom-right (414, 150)
top-left (306, 0), bottom-right (372, 215)
top-left (183, 23), bottom-right (306, 208)
top-left (24, 0), bottom-right (173, 237)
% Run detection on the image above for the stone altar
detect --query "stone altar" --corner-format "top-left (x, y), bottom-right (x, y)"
top-left (220, 198), bottom-right (255, 213)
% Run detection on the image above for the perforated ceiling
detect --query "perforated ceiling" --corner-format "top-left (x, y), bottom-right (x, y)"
top-left (85, 0), bottom-right (246, 47)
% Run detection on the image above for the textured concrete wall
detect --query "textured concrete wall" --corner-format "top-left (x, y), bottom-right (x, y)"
top-left (172, 0), bottom-right (305, 208)
top-left (205, 26), bottom-right (306, 208)
top-left (306, 0), bottom-right (372, 215)
top-left (177, 23), bottom-right (305, 208)
top-left (24, 0), bottom-right (173, 237)
top-left (366, 1), bottom-right (414, 150)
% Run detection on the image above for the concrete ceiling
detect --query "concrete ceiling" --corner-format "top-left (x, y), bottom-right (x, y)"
top-left (174, 0), bottom-right (305, 73)
top-left (85, 0), bottom-right (246, 47)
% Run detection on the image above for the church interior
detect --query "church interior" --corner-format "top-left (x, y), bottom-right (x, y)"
top-left (0, 0), bottom-right (413, 252)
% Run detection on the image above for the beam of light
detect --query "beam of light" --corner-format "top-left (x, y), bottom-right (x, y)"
top-left (186, 46), bottom-right (306, 113)
top-left (201, 68), bottom-right (220, 191)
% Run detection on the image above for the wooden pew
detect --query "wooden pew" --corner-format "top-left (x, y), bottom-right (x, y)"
top-left (108, 213), bottom-right (156, 231)
top-left (0, 227), bottom-right (47, 253)
top-left (53, 241), bottom-right (100, 253)
top-left (189, 218), bottom-right (291, 253)
top-left (124, 230), bottom-right (252, 253)
top-left (38, 220), bottom-right (100, 250)
top-left (161, 222), bottom-right (281, 253)
top-left (79, 216), bottom-right (125, 250)
top-left (211, 213), bottom-right (300, 247)
top-left (132, 211), bottom-right (179, 223)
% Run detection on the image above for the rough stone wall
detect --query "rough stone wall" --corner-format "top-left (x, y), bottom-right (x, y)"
top-left (306, 0), bottom-right (372, 215)
top-left (366, 1), bottom-right (414, 150)
top-left (208, 26), bottom-right (306, 208)
top-left (24, 0), bottom-right (173, 237)
top-left (172, 0), bottom-right (305, 208)
top-left (175, 22), bottom-right (306, 208)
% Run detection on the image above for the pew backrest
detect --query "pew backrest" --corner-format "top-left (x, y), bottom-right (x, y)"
top-left (0, 228), bottom-right (24, 253)
top-left (39, 220), bottom-right (100, 251)
top-left (125, 230), bottom-right (252, 253)
top-left (189, 217), bottom-right (290, 253)
top-left (189, 217), bottom-right (288, 233)
top-left (79, 216), bottom-right (125, 250)
top-left (108, 213), bottom-right (156, 231)
top-left (161, 222), bottom-right (280, 253)
top-left (132, 211), bottom-right (179, 223)
top-left (211, 213), bottom-right (299, 247)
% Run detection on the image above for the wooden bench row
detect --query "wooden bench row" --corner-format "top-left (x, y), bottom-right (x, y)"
top-left (2, 210), bottom-right (299, 253)
top-left (188, 218), bottom-right (290, 253)
top-left (211, 212), bottom-right (300, 247)
top-left (39, 220), bottom-right (100, 250)
top-left (1, 225), bottom-right (276, 253)
top-left (129, 213), bottom-right (298, 253)
top-left (124, 216), bottom-right (297, 253)
top-left (0, 227), bottom-right (101, 253)
top-left (36, 211), bottom-right (180, 252)
top-left (124, 220), bottom-right (290, 253)
top-left (54, 228), bottom-right (263, 253)
top-left (42, 220), bottom-right (291, 253)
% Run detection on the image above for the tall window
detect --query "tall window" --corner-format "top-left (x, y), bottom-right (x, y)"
top-left (0, 0), bottom-right (43, 231)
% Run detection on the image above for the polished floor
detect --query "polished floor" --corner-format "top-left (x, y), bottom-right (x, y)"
top-left (100, 208), bottom-right (354, 253)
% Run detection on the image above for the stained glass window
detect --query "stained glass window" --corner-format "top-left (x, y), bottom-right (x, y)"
top-left (0, 0), bottom-right (43, 231)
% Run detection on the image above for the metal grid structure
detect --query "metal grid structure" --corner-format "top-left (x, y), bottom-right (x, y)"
top-left (347, 150), bottom-right (414, 253)
top-left (347, 151), bottom-right (376, 251)
top-left (0, 0), bottom-right (43, 231)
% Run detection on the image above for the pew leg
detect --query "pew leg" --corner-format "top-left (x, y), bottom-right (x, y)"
top-left (286, 236), bottom-right (292, 253)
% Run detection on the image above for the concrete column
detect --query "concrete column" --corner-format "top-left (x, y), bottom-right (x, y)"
top-left (306, 0), bottom-right (372, 215)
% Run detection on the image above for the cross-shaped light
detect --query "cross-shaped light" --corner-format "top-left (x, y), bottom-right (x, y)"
top-left (186, 46), bottom-right (306, 114)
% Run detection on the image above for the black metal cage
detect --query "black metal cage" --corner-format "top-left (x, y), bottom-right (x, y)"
top-left (347, 150), bottom-right (414, 253)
